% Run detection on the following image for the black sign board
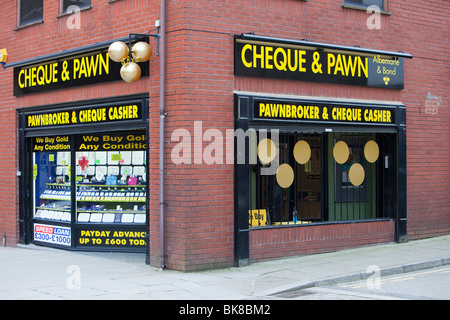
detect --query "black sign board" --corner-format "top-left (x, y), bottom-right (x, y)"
top-left (75, 130), bottom-right (146, 152)
top-left (253, 99), bottom-right (396, 126)
top-left (14, 48), bottom-right (149, 96)
top-left (26, 101), bottom-right (143, 129)
top-left (235, 38), bottom-right (404, 89)
top-left (77, 226), bottom-right (146, 249)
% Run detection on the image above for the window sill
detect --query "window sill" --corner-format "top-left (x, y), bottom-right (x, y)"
top-left (249, 218), bottom-right (393, 230)
top-left (342, 4), bottom-right (391, 15)
top-left (15, 19), bottom-right (44, 31)
top-left (57, 5), bottom-right (92, 18)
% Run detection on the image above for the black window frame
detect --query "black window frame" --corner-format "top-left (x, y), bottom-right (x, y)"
top-left (18, 0), bottom-right (43, 27)
top-left (344, 0), bottom-right (385, 11)
top-left (62, 0), bottom-right (91, 14)
top-left (233, 94), bottom-right (407, 266)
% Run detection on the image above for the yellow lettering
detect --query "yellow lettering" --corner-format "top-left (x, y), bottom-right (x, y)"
top-left (264, 104), bottom-right (270, 117)
top-left (332, 107), bottom-right (362, 121)
top-left (78, 57), bottom-right (87, 78)
top-left (314, 106), bottom-right (320, 119)
top-left (36, 66), bottom-right (45, 86)
top-left (364, 109), bottom-right (390, 122)
top-left (298, 50), bottom-right (306, 72)
top-left (18, 70), bottom-right (25, 88)
top-left (265, 46), bottom-right (273, 69)
top-left (99, 53), bottom-right (109, 75)
top-left (87, 54), bottom-right (99, 77)
top-left (328, 53), bottom-right (335, 74)
top-left (45, 64), bottom-right (53, 84)
top-left (285, 105), bottom-right (291, 118)
top-left (259, 103), bottom-right (265, 117)
top-left (334, 54), bottom-right (344, 76)
top-left (287, 49), bottom-right (298, 72)
top-left (270, 104), bottom-right (279, 117)
top-left (73, 59), bottom-right (80, 79)
top-left (24, 68), bottom-right (32, 87)
top-left (31, 67), bottom-right (37, 86)
top-left (52, 63), bottom-right (58, 83)
top-left (343, 55), bottom-right (357, 77)
top-left (359, 56), bottom-right (368, 78)
top-left (241, 44), bottom-right (252, 68)
top-left (253, 45), bottom-right (264, 68)
top-left (327, 53), bottom-right (369, 78)
top-left (274, 47), bottom-right (287, 71)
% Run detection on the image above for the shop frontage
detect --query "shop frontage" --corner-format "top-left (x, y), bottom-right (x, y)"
top-left (234, 94), bottom-right (406, 264)
top-left (2, 0), bottom-right (449, 272)
top-left (233, 35), bottom-right (410, 265)
top-left (18, 95), bottom-right (149, 254)
top-left (7, 31), bottom-right (153, 256)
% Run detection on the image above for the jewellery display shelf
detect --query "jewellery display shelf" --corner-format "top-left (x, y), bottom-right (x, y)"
top-left (76, 184), bottom-right (146, 224)
top-left (34, 183), bottom-right (147, 224)
top-left (35, 183), bottom-right (72, 222)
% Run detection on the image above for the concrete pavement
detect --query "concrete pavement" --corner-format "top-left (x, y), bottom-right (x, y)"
top-left (0, 235), bottom-right (449, 300)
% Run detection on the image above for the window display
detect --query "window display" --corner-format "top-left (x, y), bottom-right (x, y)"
top-left (33, 136), bottom-right (72, 223)
top-left (249, 133), bottom-right (322, 226)
top-left (74, 131), bottom-right (147, 225)
top-left (32, 130), bottom-right (148, 249)
top-left (22, 98), bottom-right (149, 251)
top-left (75, 149), bottom-right (147, 225)
top-left (248, 132), bottom-right (385, 227)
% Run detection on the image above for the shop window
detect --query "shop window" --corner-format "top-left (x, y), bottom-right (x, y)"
top-left (75, 148), bottom-right (147, 225)
top-left (344, 0), bottom-right (385, 10)
top-left (250, 133), bottom-right (323, 226)
top-left (330, 133), bottom-right (377, 221)
top-left (62, 0), bottom-right (91, 13)
top-left (18, 0), bottom-right (43, 26)
top-left (32, 131), bottom-right (147, 227)
top-left (33, 146), bottom-right (72, 223)
top-left (249, 132), bottom-right (387, 228)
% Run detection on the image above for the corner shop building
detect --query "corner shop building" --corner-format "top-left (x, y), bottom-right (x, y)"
top-left (0, 0), bottom-right (449, 271)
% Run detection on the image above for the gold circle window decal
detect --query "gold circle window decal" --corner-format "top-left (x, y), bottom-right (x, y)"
top-left (349, 163), bottom-right (365, 186)
top-left (364, 140), bottom-right (380, 163)
top-left (333, 141), bottom-right (350, 164)
top-left (257, 138), bottom-right (276, 164)
top-left (276, 163), bottom-right (294, 188)
top-left (293, 140), bottom-right (311, 164)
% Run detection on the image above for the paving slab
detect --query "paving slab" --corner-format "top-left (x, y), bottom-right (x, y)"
top-left (0, 235), bottom-right (449, 300)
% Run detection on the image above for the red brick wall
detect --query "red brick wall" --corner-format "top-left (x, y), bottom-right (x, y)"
top-left (250, 220), bottom-right (395, 261)
top-left (155, 2), bottom-right (236, 268)
top-left (165, 0), bottom-right (449, 268)
top-left (398, 1), bottom-right (450, 240)
top-left (0, 0), bottom-right (20, 247)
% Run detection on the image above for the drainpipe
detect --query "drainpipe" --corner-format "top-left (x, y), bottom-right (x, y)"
top-left (159, 0), bottom-right (167, 270)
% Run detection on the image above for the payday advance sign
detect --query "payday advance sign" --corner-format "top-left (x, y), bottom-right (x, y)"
top-left (13, 48), bottom-right (149, 96)
top-left (234, 37), bottom-right (405, 89)
top-left (77, 227), bottom-right (146, 249)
